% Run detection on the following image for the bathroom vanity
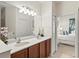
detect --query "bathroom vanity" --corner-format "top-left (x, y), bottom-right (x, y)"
top-left (10, 37), bottom-right (51, 58)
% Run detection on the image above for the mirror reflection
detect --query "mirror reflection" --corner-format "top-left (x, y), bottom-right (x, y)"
top-left (0, 2), bottom-right (40, 44)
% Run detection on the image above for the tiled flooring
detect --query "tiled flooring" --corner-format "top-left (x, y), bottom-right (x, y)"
top-left (50, 44), bottom-right (75, 58)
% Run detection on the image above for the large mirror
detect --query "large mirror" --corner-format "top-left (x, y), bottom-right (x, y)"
top-left (0, 2), bottom-right (37, 43)
top-left (15, 8), bottom-right (34, 38)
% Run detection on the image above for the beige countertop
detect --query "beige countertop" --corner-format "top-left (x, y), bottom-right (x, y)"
top-left (7, 36), bottom-right (51, 54)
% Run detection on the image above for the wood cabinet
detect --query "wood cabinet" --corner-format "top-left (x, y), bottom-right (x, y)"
top-left (39, 39), bottom-right (51, 58)
top-left (25, 48), bottom-right (29, 58)
top-left (40, 41), bottom-right (46, 58)
top-left (46, 39), bottom-right (51, 57)
top-left (11, 50), bottom-right (25, 58)
top-left (11, 38), bottom-right (51, 58)
top-left (29, 44), bottom-right (40, 58)
top-left (11, 48), bottom-right (29, 58)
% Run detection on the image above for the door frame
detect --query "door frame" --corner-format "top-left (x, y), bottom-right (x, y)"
top-left (75, 8), bottom-right (79, 58)
top-left (55, 13), bottom-right (77, 57)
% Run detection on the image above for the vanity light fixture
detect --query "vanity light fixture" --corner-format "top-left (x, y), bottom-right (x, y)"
top-left (23, 7), bottom-right (27, 14)
top-left (19, 7), bottom-right (24, 13)
top-left (19, 6), bottom-right (37, 16)
top-left (31, 10), bottom-right (36, 16)
top-left (33, 12), bottom-right (37, 16)
top-left (30, 10), bottom-right (34, 16)
top-left (24, 8), bottom-right (29, 14)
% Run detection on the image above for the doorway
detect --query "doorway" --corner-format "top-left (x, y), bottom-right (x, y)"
top-left (54, 14), bottom-right (75, 58)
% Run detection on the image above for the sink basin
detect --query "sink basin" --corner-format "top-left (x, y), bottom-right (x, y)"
top-left (15, 42), bottom-right (29, 47)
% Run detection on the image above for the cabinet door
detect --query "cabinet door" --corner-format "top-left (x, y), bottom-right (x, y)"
top-left (11, 50), bottom-right (25, 58)
top-left (40, 41), bottom-right (46, 58)
top-left (29, 44), bottom-right (40, 58)
top-left (46, 39), bottom-right (51, 57)
top-left (25, 48), bottom-right (29, 58)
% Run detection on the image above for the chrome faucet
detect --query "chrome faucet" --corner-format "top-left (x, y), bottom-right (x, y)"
top-left (12, 32), bottom-right (21, 43)
top-left (16, 38), bottom-right (21, 43)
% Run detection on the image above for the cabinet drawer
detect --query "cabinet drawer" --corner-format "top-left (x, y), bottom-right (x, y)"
top-left (46, 39), bottom-right (51, 57)
top-left (29, 44), bottom-right (40, 58)
top-left (40, 41), bottom-right (46, 58)
top-left (11, 50), bottom-right (25, 58)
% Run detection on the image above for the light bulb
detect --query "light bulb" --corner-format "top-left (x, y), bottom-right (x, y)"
top-left (23, 7), bottom-right (26, 11)
top-left (33, 12), bottom-right (37, 16)
top-left (31, 12), bottom-right (35, 16)
top-left (31, 11), bottom-right (37, 16)
top-left (30, 10), bottom-right (34, 15)
top-left (24, 9), bottom-right (28, 14)
top-left (23, 7), bottom-right (28, 14)
top-left (28, 11), bottom-right (31, 15)
top-left (32, 14), bottom-right (34, 16)
top-left (19, 7), bottom-right (24, 13)
top-left (24, 8), bottom-right (29, 14)
top-left (24, 11), bottom-right (27, 14)
top-left (26, 9), bottom-right (31, 15)
top-left (19, 9), bottom-right (23, 13)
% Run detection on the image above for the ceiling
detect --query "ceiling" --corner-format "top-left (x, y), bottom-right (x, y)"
top-left (4, 1), bottom-right (41, 8)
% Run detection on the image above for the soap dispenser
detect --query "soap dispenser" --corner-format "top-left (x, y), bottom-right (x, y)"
top-left (40, 28), bottom-right (44, 37)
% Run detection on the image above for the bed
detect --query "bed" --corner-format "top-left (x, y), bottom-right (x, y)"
top-left (57, 34), bottom-right (75, 46)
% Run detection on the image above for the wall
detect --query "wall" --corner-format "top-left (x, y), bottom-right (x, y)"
top-left (58, 2), bottom-right (79, 15)
top-left (41, 1), bottom-right (53, 37)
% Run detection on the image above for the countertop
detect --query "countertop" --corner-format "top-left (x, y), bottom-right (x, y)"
top-left (0, 40), bottom-right (11, 54)
top-left (7, 36), bottom-right (51, 54)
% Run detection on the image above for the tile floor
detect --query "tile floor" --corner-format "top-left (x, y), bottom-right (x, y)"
top-left (50, 44), bottom-right (75, 58)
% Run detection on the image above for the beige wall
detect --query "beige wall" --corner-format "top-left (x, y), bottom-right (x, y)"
top-left (41, 1), bottom-right (53, 37)
top-left (56, 1), bottom-right (79, 16)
